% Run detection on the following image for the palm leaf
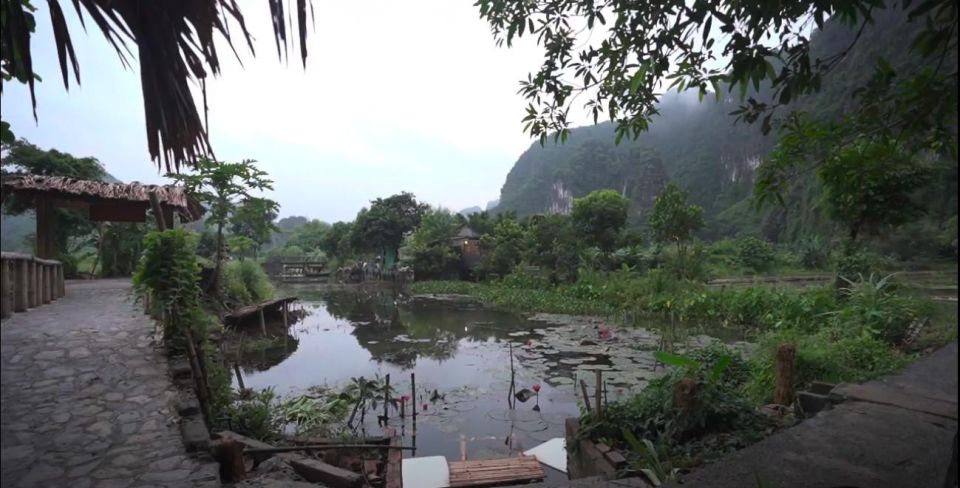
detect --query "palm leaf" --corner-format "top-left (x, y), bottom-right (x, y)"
top-left (1, 0), bottom-right (314, 172)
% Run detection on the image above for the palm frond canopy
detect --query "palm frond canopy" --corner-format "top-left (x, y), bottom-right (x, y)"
top-left (0, 0), bottom-right (312, 172)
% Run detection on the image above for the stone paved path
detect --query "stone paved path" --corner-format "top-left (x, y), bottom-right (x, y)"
top-left (1, 279), bottom-right (218, 488)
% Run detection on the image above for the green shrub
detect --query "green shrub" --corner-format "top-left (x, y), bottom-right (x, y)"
top-left (796, 236), bottom-right (831, 270)
top-left (222, 259), bottom-right (274, 306)
top-left (705, 239), bottom-right (741, 276)
top-left (737, 236), bottom-right (775, 274)
top-left (223, 388), bottom-right (283, 442)
top-left (833, 273), bottom-right (929, 344)
top-left (745, 328), bottom-right (907, 403)
top-left (583, 348), bottom-right (769, 464)
top-left (499, 264), bottom-right (550, 289)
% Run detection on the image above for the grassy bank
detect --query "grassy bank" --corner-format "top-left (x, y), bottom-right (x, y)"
top-left (412, 269), bottom-right (956, 480)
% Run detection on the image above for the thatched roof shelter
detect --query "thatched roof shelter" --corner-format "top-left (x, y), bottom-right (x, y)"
top-left (2, 175), bottom-right (204, 221)
top-left (1, 174), bottom-right (204, 258)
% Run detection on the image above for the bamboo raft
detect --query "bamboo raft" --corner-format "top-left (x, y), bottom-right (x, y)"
top-left (448, 455), bottom-right (545, 487)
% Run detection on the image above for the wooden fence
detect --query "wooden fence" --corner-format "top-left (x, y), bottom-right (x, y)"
top-left (0, 252), bottom-right (65, 319)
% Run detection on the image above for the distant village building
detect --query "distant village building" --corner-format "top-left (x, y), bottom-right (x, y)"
top-left (450, 225), bottom-right (483, 274)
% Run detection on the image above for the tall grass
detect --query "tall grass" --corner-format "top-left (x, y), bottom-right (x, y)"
top-left (222, 260), bottom-right (274, 306)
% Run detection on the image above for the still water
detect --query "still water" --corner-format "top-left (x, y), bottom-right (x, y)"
top-left (232, 285), bottom-right (744, 467)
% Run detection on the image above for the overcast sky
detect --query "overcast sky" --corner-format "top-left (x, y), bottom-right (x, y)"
top-left (1, 0), bottom-right (566, 222)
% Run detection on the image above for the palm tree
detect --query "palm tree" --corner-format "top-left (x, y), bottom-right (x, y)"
top-left (0, 0), bottom-right (312, 172)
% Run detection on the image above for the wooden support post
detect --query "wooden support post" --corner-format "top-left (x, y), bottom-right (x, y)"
top-left (411, 372), bottom-right (417, 434)
top-left (27, 260), bottom-right (38, 308)
top-left (57, 263), bottom-right (64, 297)
top-left (383, 374), bottom-right (391, 425)
top-left (594, 370), bottom-right (603, 419)
top-left (213, 438), bottom-right (246, 483)
top-left (48, 264), bottom-right (56, 301)
top-left (148, 191), bottom-right (167, 231)
top-left (774, 343), bottom-right (796, 406)
top-left (508, 342), bottom-right (516, 409)
top-left (14, 258), bottom-right (28, 312)
top-left (259, 308), bottom-right (266, 335)
top-left (580, 379), bottom-right (593, 414)
top-left (1, 260), bottom-right (11, 319)
top-left (41, 264), bottom-right (50, 304)
top-left (50, 264), bottom-right (58, 300)
top-left (45, 264), bottom-right (53, 302)
top-left (385, 428), bottom-right (402, 488)
top-left (234, 363), bottom-right (246, 391)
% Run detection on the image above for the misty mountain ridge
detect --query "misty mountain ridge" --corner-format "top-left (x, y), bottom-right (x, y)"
top-left (493, 6), bottom-right (954, 242)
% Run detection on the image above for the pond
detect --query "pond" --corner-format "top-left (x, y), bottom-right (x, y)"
top-left (230, 285), bottom-right (749, 477)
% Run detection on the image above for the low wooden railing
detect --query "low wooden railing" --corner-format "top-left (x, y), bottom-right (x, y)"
top-left (0, 252), bottom-right (65, 319)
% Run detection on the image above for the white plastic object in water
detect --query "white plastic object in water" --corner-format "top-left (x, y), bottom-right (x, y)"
top-left (524, 437), bottom-right (567, 473)
top-left (401, 455), bottom-right (450, 488)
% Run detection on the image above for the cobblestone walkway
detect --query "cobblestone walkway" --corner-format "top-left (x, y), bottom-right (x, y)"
top-left (1, 279), bottom-right (218, 488)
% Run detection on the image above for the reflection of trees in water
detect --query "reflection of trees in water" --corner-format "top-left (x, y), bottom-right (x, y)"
top-left (229, 312), bottom-right (306, 372)
top-left (236, 331), bottom-right (301, 372)
top-left (317, 289), bottom-right (532, 369)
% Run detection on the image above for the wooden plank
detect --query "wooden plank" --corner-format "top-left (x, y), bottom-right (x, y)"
top-left (448, 456), bottom-right (544, 487)
top-left (223, 296), bottom-right (298, 323)
top-left (289, 458), bottom-right (363, 488)
top-left (89, 202), bottom-right (148, 222)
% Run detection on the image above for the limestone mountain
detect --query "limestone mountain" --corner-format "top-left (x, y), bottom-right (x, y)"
top-left (494, 6), bottom-right (957, 242)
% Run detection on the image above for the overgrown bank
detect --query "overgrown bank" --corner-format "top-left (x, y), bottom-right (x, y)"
top-left (412, 270), bottom-right (956, 481)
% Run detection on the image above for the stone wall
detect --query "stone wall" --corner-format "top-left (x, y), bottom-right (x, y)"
top-left (565, 417), bottom-right (628, 480)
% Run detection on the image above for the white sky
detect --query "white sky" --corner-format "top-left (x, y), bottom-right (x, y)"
top-left (1, 0), bottom-right (568, 221)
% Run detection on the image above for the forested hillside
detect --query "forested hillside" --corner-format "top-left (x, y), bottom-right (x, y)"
top-left (496, 6), bottom-right (957, 252)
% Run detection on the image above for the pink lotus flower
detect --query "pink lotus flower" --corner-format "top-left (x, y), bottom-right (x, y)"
top-left (532, 384), bottom-right (541, 393)
top-left (400, 395), bottom-right (411, 403)
top-left (526, 339), bottom-right (534, 347)
top-left (422, 403), bottom-right (429, 411)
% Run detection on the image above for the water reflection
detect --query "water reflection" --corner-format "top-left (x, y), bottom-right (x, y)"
top-left (231, 285), bottom-right (749, 464)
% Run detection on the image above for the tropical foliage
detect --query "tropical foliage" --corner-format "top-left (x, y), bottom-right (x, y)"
top-left (0, 0), bottom-right (314, 169)
top-left (168, 158), bottom-right (277, 294)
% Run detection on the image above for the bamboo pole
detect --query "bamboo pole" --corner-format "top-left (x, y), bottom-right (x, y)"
top-left (182, 323), bottom-right (212, 425)
top-left (595, 370), bottom-right (603, 419)
top-left (244, 444), bottom-right (416, 454)
top-left (580, 379), bottom-right (593, 414)
top-left (508, 342), bottom-right (516, 409)
top-left (234, 363), bottom-right (246, 390)
top-left (411, 373), bottom-right (417, 432)
top-left (383, 374), bottom-right (390, 425)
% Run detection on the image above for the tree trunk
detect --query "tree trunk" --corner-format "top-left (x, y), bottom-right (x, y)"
top-left (675, 240), bottom-right (686, 279)
top-left (212, 220), bottom-right (224, 295)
